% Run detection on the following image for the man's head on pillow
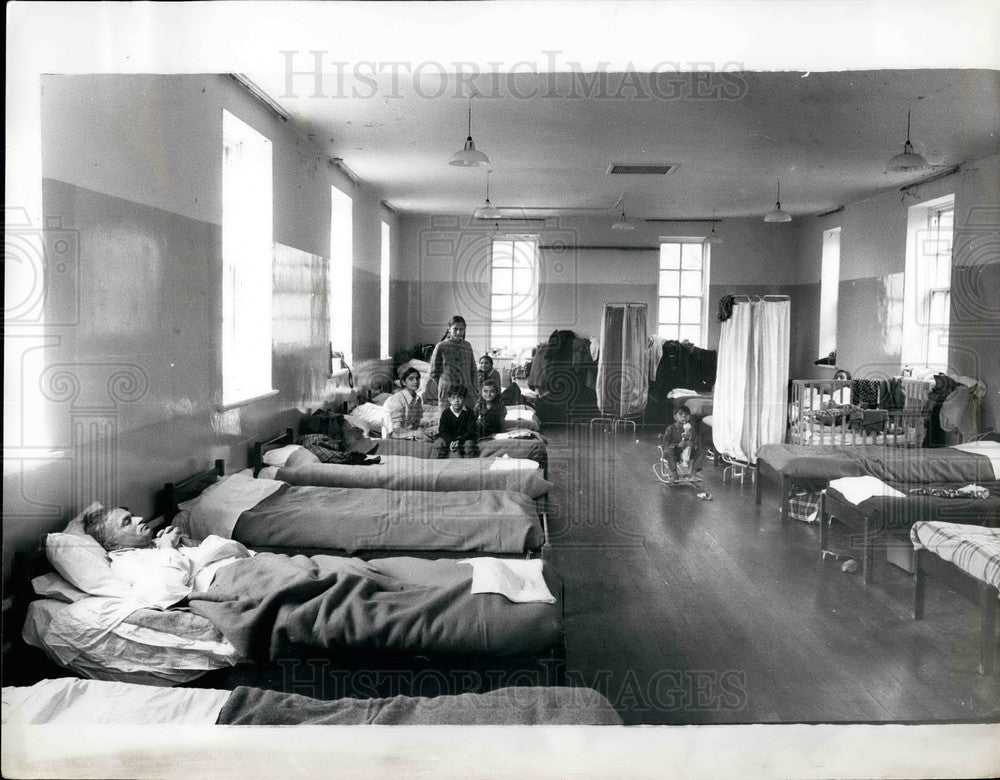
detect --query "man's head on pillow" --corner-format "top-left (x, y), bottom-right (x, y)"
top-left (83, 506), bottom-right (157, 551)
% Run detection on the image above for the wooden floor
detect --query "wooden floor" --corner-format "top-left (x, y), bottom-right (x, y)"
top-left (543, 425), bottom-right (1000, 725)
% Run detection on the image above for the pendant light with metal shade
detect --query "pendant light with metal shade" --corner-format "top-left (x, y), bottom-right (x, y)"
top-left (449, 98), bottom-right (490, 168)
top-left (611, 196), bottom-right (635, 231)
top-left (472, 170), bottom-right (502, 220)
top-left (763, 180), bottom-right (792, 223)
top-left (886, 109), bottom-right (930, 173)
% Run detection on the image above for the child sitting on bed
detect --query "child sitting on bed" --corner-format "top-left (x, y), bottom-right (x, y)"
top-left (434, 385), bottom-right (479, 458)
top-left (383, 366), bottom-right (425, 438)
top-left (474, 378), bottom-right (507, 439)
top-left (662, 405), bottom-right (704, 481)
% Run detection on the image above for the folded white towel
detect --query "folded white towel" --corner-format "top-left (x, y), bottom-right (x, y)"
top-left (488, 455), bottom-right (539, 472)
top-left (829, 475), bottom-right (906, 505)
top-left (460, 558), bottom-right (556, 604)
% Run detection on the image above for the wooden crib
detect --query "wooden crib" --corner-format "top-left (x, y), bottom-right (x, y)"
top-left (787, 379), bottom-right (927, 447)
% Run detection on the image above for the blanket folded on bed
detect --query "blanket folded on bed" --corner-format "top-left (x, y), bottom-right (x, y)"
top-left (187, 554), bottom-right (563, 662)
top-left (232, 486), bottom-right (544, 554)
top-left (217, 685), bottom-right (620, 725)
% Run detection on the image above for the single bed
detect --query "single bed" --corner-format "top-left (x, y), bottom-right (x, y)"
top-left (167, 460), bottom-right (547, 557)
top-left (755, 441), bottom-right (1000, 519)
top-left (253, 429), bottom-right (550, 500)
top-left (2, 677), bottom-right (622, 726)
top-left (820, 478), bottom-right (1000, 584)
top-left (20, 510), bottom-right (566, 687)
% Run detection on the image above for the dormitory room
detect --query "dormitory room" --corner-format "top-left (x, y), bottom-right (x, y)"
top-left (3, 4), bottom-right (1000, 776)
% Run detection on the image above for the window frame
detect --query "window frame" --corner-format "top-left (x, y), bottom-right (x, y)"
top-left (656, 240), bottom-right (710, 346)
top-left (902, 194), bottom-right (954, 371)
top-left (489, 235), bottom-right (539, 354)
top-left (221, 109), bottom-right (275, 408)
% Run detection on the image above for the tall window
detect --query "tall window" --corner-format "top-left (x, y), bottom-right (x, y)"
top-left (330, 186), bottom-right (353, 365)
top-left (490, 237), bottom-right (538, 354)
top-left (902, 195), bottom-right (954, 370)
top-left (818, 227), bottom-right (841, 358)
top-left (657, 241), bottom-right (710, 345)
top-left (222, 110), bottom-right (273, 406)
top-left (380, 220), bottom-right (391, 359)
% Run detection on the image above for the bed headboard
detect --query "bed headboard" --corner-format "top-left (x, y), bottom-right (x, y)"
top-left (250, 428), bottom-right (295, 472)
top-left (156, 459), bottom-right (225, 520)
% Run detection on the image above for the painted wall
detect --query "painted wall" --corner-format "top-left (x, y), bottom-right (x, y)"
top-left (3, 75), bottom-right (396, 581)
top-left (395, 213), bottom-right (811, 372)
top-left (796, 152), bottom-right (1000, 431)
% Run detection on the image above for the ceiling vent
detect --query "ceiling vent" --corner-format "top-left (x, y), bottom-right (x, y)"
top-left (606, 163), bottom-right (678, 176)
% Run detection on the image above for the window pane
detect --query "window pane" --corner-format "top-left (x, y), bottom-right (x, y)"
top-left (660, 243), bottom-right (680, 269)
top-left (659, 297), bottom-right (679, 324)
top-left (511, 294), bottom-right (535, 321)
top-left (658, 323), bottom-right (679, 341)
top-left (680, 270), bottom-right (701, 296)
top-left (492, 294), bottom-right (511, 319)
top-left (659, 270), bottom-right (680, 296)
top-left (681, 244), bottom-right (702, 270)
top-left (492, 268), bottom-right (512, 295)
top-left (679, 324), bottom-right (701, 344)
top-left (511, 268), bottom-right (532, 295)
top-left (929, 291), bottom-right (949, 325)
top-left (492, 241), bottom-right (513, 267)
top-left (512, 242), bottom-right (534, 268)
top-left (680, 297), bottom-right (701, 323)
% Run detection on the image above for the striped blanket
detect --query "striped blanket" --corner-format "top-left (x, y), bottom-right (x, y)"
top-left (910, 521), bottom-right (1000, 591)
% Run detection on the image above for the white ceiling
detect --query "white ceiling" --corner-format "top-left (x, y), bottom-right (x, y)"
top-left (247, 68), bottom-right (999, 220)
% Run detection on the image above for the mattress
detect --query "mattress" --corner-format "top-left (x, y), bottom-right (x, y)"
top-left (230, 485), bottom-right (545, 554)
top-left (278, 451), bottom-right (550, 498)
top-left (23, 599), bottom-right (238, 685)
top-left (375, 433), bottom-right (548, 468)
top-left (826, 482), bottom-right (1000, 534)
top-left (2, 678), bottom-right (622, 726)
top-left (911, 522), bottom-right (1000, 590)
top-left (756, 443), bottom-right (999, 483)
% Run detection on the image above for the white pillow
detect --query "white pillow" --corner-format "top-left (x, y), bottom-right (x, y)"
top-left (179, 473), bottom-right (284, 540)
top-left (353, 402), bottom-right (389, 428)
top-left (343, 412), bottom-right (374, 435)
top-left (45, 532), bottom-right (130, 598)
top-left (31, 571), bottom-right (90, 603)
top-left (64, 500), bottom-right (104, 536)
top-left (261, 444), bottom-right (302, 467)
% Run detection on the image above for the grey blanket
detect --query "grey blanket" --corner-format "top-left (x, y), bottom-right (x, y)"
top-left (188, 554), bottom-right (563, 662)
top-left (217, 685), bottom-right (620, 725)
top-left (232, 485), bottom-right (543, 554)
top-left (279, 451), bottom-right (551, 498)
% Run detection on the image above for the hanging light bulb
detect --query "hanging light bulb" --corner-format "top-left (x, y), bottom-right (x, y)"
top-left (611, 196), bottom-right (635, 231)
top-left (886, 109), bottom-right (930, 173)
top-left (449, 97), bottom-right (490, 168)
top-left (764, 180), bottom-right (792, 223)
top-left (472, 170), bottom-right (502, 220)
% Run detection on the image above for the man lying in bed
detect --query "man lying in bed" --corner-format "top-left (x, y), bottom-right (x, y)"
top-left (69, 506), bottom-right (563, 666)
top-left (83, 506), bottom-right (252, 606)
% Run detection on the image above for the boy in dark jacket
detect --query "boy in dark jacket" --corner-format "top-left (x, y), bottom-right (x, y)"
top-left (435, 385), bottom-right (479, 458)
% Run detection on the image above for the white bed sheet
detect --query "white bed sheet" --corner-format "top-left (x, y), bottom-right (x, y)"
top-left (23, 599), bottom-right (238, 686)
top-left (2, 678), bottom-right (230, 725)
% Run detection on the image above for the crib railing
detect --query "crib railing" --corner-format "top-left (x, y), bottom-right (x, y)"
top-left (787, 379), bottom-right (926, 447)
